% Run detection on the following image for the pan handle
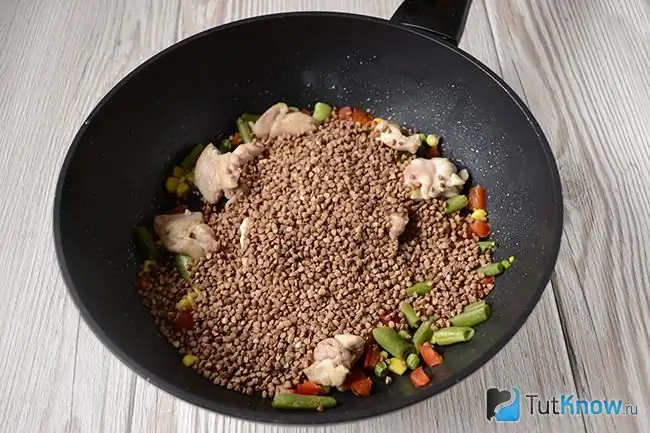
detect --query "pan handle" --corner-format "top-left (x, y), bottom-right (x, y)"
top-left (390, 0), bottom-right (473, 46)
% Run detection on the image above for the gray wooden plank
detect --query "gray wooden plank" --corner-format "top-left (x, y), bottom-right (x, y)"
top-left (484, 0), bottom-right (650, 431)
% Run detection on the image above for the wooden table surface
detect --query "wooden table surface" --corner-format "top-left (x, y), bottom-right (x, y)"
top-left (1, 0), bottom-right (648, 432)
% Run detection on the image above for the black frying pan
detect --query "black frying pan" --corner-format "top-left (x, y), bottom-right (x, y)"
top-left (53, 0), bottom-right (563, 425)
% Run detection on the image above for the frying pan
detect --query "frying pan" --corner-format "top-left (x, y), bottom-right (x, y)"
top-left (53, 0), bottom-right (563, 425)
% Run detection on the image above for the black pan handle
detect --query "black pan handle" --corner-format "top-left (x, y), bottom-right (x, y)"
top-left (390, 0), bottom-right (473, 46)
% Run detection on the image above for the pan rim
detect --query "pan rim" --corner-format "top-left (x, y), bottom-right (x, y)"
top-left (52, 10), bottom-right (563, 426)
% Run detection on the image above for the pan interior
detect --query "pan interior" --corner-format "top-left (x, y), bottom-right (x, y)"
top-left (55, 13), bottom-right (561, 424)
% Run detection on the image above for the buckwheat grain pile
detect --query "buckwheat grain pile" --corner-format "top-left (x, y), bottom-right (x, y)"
top-left (137, 117), bottom-right (494, 397)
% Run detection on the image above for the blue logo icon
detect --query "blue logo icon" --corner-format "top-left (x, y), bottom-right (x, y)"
top-left (487, 387), bottom-right (521, 422)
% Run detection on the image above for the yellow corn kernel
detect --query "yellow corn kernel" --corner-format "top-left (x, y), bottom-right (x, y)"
top-left (176, 181), bottom-right (190, 197)
top-left (373, 117), bottom-right (384, 123)
top-left (388, 358), bottom-right (407, 375)
top-left (143, 260), bottom-right (156, 272)
top-left (425, 134), bottom-right (439, 147)
top-left (172, 166), bottom-right (185, 178)
top-left (471, 209), bottom-right (487, 221)
top-left (508, 256), bottom-right (515, 263)
top-left (165, 177), bottom-right (179, 194)
top-left (182, 354), bottom-right (198, 367)
top-left (176, 297), bottom-right (193, 311)
top-left (410, 188), bottom-right (423, 200)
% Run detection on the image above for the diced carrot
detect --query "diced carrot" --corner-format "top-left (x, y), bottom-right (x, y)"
top-left (351, 377), bottom-right (373, 397)
top-left (341, 368), bottom-right (366, 390)
top-left (363, 344), bottom-right (381, 371)
top-left (410, 366), bottom-right (430, 387)
top-left (170, 204), bottom-right (186, 214)
top-left (425, 146), bottom-right (440, 158)
top-left (351, 108), bottom-right (373, 125)
top-left (480, 276), bottom-right (495, 285)
top-left (295, 381), bottom-right (321, 395)
top-left (231, 132), bottom-right (242, 146)
top-left (173, 310), bottom-right (194, 331)
top-left (469, 221), bottom-right (491, 238)
top-left (338, 106), bottom-right (353, 120)
top-left (468, 185), bottom-right (487, 211)
top-left (419, 343), bottom-right (444, 367)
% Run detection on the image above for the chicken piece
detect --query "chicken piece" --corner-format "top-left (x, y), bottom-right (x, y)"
top-left (403, 157), bottom-right (469, 199)
top-left (269, 111), bottom-right (317, 137)
top-left (303, 333), bottom-right (365, 387)
top-left (313, 338), bottom-right (355, 369)
top-left (374, 119), bottom-right (421, 154)
top-left (250, 102), bottom-right (289, 137)
top-left (303, 359), bottom-right (350, 388)
top-left (239, 217), bottom-right (250, 249)
top-left (388, 212), bottom-right (409, 239)
top-left (193, 144), bottom-right (231, 204)
top-left (153, 212), bottom-right (218, 260)
top-left (250, 103), bottom-right (317, 138)
top-left (333, 334), bottom-right (365, 363)
top-left (194, 142), bottom-right (265, 204)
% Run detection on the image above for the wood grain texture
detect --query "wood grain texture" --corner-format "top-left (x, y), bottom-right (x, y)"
top-left (484, 0), bottom-right (650, 431)
top-left (0, 0), bottom-right (646, 432)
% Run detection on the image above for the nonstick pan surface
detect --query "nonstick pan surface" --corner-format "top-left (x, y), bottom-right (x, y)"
top-left (54, 7), bottom-right (563, 425)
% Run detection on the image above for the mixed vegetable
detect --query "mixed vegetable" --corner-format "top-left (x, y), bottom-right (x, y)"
top-left (134, 101), bottom-right (515, 412)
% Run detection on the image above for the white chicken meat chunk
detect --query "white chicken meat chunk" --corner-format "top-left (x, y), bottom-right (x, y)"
top-left (239, 217), bottom-right (250, 249)
top-left (303, 333), bottom-right (364, 387)
top-left (194, 142), bottom-right (265, 204)
top-left (403, 157), bottom-right (469, 199)
top-left (303, 359), bottom-right (350, 388)
top-left (153, 212), bottom-right (218, 260)
top-left (388, 212), bottom-right (409, 239)
top-left (333, 334), bottom-right (365, 362)
top-left (250, 102), bottom-right (289, 137)
top-left (374, 119), bottom-right (421, 154)
top-left (250, 102), bottom-right (317, 138)
top-left (313, 338), bottom-right (355, 369)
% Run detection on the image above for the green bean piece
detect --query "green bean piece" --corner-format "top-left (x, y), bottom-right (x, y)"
top-left (450, 304), bottom-right (492, 327)
top-left (406, 281), bottom-right (433, 296)
top-left (431, 326), bottom-right (475, 346)
top-left (174, 254), bottom-right (194, 279)
top-left (400, 302), bottom-right (420, 328)
top-left (398, 330), bottom-right (412, 341)
top-left (477, 263), bottom-right (504, 276)
top-left (236, 117), bottom-right (253, 143)
top-left (374, 361), bottom-right (388, 378)
top-left (406, 353), bottom-right (421, 370)
top-left (478, 240), bottom-right (496, 253)
top-left (218, 138), bottom-right (233, 153)
top-left (135, 226), bottom-right (158, 260)
top-left (271, 393), bottom-right (337, 410)
top-left (501, 259), bottom-right (512, 269)
top-left (240, 113), bottom-right (261, 123)
top-left (463, 300), bottom-right (486, 313)
top-left (312, 102), bottom-right (332, 121)
top-left (180, 143), bottom-right (206, 170)
top-left (372, 327), bottom-right (416, 360)
top-left (445, 195), bottom-right (469, 213)
top-left (412, 319), bottom-right (434, 349)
